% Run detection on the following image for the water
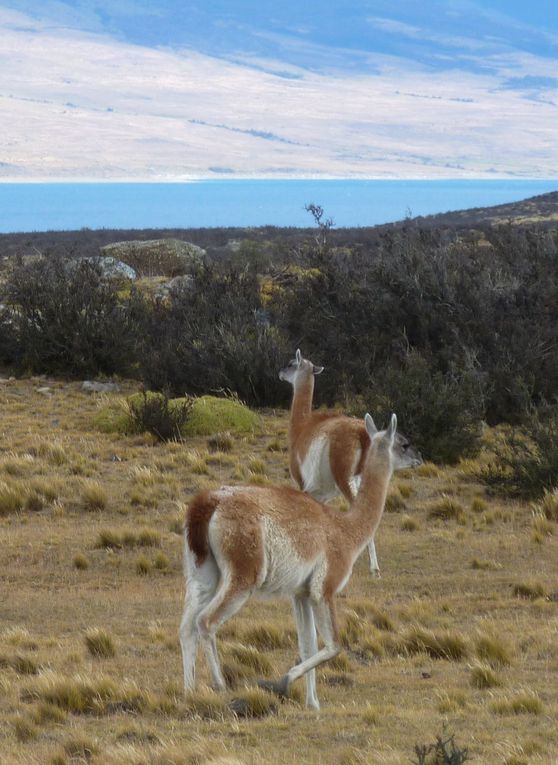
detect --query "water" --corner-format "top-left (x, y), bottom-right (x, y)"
top-left (0, 179), bottom-right (556, 233)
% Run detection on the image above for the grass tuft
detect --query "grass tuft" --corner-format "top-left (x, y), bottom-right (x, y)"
top-left (183, 688), bottom-right (228, 720)
top-left (81, 480), bottom-right (108, 511)
top-left (31, 701), bottom-right (67, 725)
top-left (385, 486), bottom-right (406, 512)
top-left (229, 688), bottom-right (278, 718)
top-left (491, 692), bottom-right (544, 715)
top-left (73, 553), bottom-right (89, 570)
top-left (348, 601), bottom-right (396, 632)
top-left (401, 514), bottom-right (419, 531)
top-left (22, 672), bottom-right (149, 715)
top-left (416, 462), bottom-right (439, 478)
top-left (227, 644), bottom-right (273, 675)
top-left (361, 703), bottom-right (380, 725)
top-left (10, 714), bottom-right (38, 742)
top-left (63, 735), bottom-right (98, 761)
top-left (512, 580), bottom-right (547, 600)
top-left (475, 632), bottom-right (513, 667)
top-left (242, 623), bottom-right (293, 651)
top-left (470, 662), bottom-right (501, 689)
top-left (536, 487), bottom-right (558, 521)
top-left (427, 495), bottom-right (465, 521)
top-left (136, 556), bottom-right (152, 575)
top-left (11, 654), bottom-right (39, 675)
top-left (0, 480), bottom-right (26, 515)
top-left (403, 626), bottom-right (468, 661)
top-left (85, 627), bottom-right (116, 658)
top-left (207, 431), bottom-right (234, 452)
top-left (471, 496), bottom-right (489, 513)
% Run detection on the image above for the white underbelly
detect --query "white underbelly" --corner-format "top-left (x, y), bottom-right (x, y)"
top-left (257, 517), bottom-right (321, 597)
top-left (298, 436), bottom-right (339, 502)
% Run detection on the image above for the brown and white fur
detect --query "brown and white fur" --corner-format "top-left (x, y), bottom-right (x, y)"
top-left (279, 350), bottom-right (421, 577)
top-left (180, 413), bottom-right (420, 709)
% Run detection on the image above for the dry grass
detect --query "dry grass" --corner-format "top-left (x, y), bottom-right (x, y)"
top-left (491, 692), bottom-right (544, 716)
top-left (81, 480), bottom-right (109, 511)
top-left (512, 580), bottom-right (548, 600)
top-left (0, 379), bottom-right (557, 764)
top-left (470, 662), bottom-right (502, 689)
top-left (427, 495), bottom-right (465, 521)
top-left (85, 628), bottom-right (117, 659)
top-left (403, 626), bottom-right (469, 660)
top-left (474, 632), bottom-right (514, 667)
top-left (400, 514), bottom-right (419, 531)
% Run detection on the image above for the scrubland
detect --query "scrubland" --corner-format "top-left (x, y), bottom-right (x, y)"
top-left (0, 379), bottom-right (557, 765)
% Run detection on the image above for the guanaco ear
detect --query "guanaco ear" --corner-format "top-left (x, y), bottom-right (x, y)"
top-left (295, 349), bottom-right (302, 365)
top-left (364, 413), bottom-right (378, 438)
top-left (312, 365), bottom-right (324, 375)
top-left (386, 413), bottom-right (397, 441)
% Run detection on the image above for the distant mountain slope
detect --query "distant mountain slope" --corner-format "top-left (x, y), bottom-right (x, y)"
top-left (408, 190), bottom-right (558, 228)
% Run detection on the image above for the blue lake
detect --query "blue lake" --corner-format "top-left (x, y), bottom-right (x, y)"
top-left (0, 179), bottom-right (557, 233)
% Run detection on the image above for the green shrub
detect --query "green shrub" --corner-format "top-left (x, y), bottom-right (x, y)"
top-left (184, 394), bottom-right (259, 436)
top-left (96, 393), bottom-right (258, 438)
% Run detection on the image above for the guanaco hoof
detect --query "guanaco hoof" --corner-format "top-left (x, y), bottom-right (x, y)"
top-left (257, 676), bottom-right (290, 699)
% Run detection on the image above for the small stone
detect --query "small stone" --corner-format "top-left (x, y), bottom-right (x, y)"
top-left (36, 387), bottom-right (52, 396)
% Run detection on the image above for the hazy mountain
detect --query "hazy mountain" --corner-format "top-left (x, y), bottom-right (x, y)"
top-left (1, 1), bottom-right (557, 179)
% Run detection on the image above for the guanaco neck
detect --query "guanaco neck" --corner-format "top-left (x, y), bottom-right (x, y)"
top-left (342, 452), bottom-right (393, 555)
top-left (288, 371), bottom-right (315, 443)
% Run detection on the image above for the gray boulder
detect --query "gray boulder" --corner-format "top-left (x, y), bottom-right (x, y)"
top-left (82, 256), bottom-right (137, 281)
top-left (82, 380), bottom-right (120, 394)
top-left (100, 239), bottom-right (205, 277)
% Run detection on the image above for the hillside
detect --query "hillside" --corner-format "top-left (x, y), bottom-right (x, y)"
top-left (407, 190), bottom-right (558, 228)
top-left (0, 191), bottom-right (557, 261)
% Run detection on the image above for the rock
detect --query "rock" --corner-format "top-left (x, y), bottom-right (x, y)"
top-left (155, 274), bottom-right (194, 298)
top-left (81, 256), bottom-right (137, 281)
top-left (82, 380), bottom-right (120, 394)
top-left (100, 239), bottom-right (205, 277)
top-left (36, 387), bottom-right (52, 396)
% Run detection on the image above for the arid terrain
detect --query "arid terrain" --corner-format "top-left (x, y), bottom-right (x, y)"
top-left (0, 378), bottom-right (557, 765)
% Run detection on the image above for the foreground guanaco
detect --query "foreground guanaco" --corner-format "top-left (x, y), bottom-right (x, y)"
top-left (180, 413), bottom-right (421, 709)
top-left (279, 349), bottom-right (421, 576)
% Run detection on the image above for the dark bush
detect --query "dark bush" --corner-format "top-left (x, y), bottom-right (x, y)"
top-left (4, 255), bottom-right (136, 376)
top-left (354, 351), bottom-right (485, 464)
top-left (135, 264), bottom-right (288, 406)
top-left (413, 733), bottom-right (471, 765)
top-left (0, 306), bottom-right (17, 364)
top-left (127, 390), bottom-right (193, 441)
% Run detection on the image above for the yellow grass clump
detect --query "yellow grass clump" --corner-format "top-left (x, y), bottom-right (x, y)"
top-left (491, 692), bottom-right (544, 716)
top-left (470, 662), bottom-right (502, 689)
top-left (84, 628), bottom-right (117, 659)
top-left (403, 626), bottom-right (469, 661)
top-left (81, 480), bottom-right (109, 511)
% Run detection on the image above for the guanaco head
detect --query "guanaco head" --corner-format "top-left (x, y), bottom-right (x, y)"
top-left (365, 413), bottom-right (422, 470)
top-left (279, 349), bottom-right (324, 385)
